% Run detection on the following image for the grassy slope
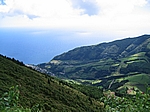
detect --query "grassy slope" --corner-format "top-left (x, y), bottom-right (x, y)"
top-left (98, 52), bottom-right (150, 92)
top-left (47, 51), bottom-right (150, 92)
top-left (0, 55), bottom-right (103, 112)
top-left (38, 36), bottom-right (150, 92)
top-left (15, 36), bottom-right (149, 111)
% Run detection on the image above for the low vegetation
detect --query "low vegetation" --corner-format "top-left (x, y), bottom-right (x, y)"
top-left (0, 85), bottom-right (41, 112)
top-left (101, 88), bottom-right (150, 112)
top-left (38, 35), bottom-right (150, 92)
top-left (39, 51), bottom-right (150, 92)
top-left (1, 85), bottom-right (150, 112)
top-left (1, 35), bottom-right (150, 111)
top-left (0, 54), bottom-right (104, 111)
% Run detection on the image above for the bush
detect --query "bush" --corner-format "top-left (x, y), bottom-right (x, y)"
top-left (100, 87), bottom-right (150, 112)
top-left (0, 85), bottom-right (42, 112)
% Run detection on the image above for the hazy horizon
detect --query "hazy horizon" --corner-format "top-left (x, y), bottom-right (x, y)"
top-left (0, 28), bottom-right (147, 64)
top-left (1, 0), bottom-right (150, 64)
top-left (0, 28), bottom-right (124, 64)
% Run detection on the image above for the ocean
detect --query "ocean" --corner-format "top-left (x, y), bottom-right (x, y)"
top-left (0, 27), bottom-right (114, 64)
top-left (0, 28), bottom-right (71, 64)
top-left (0, 28), bottom-right (96, 64)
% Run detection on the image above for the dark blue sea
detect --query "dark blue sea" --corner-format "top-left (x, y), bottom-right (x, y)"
top-left (0, 28), bottom-right (102, 64)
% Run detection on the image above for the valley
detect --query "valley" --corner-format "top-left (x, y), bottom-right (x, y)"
top-left (0, 35), bottom-right (150, 111)
top-left (38, 35), bottom-right (150, 93)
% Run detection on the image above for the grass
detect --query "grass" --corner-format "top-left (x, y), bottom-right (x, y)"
top-left (39, 51), bottom-right (150, 93)
top-left (0, 55), bottom-right (104, 112)
top-left (1, 83), bottom-right (150, 112)
top-left (125, 74), bottom-right (150, 84)
top-left (147, 43), bottom-right (150, 49)
top-left (92, 80), bottom-right (102, 84)
top-left (1, 53), bottom-right (150, 111)
top-left (2, 85), bottom-right (150, 112)
top-left (116, 73), bottom-right (150, 93)
top-left (0, 85), bottom-right (41, 112)
top-left (114, 73), bottom-right (150, 89)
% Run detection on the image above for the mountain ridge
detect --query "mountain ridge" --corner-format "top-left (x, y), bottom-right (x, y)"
top-left (53, 35), bottom-right (150, 61)
top-left (38, 35), bottom-right (150, 92)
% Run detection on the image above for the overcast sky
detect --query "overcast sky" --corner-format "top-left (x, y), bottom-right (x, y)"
top-left (0, 0), bottom-right (150, 63)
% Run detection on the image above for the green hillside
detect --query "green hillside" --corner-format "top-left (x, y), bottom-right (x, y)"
top-left (38, 35), bottom-right (150, 92)
top-left (0, 54), bottom-right (104, 112)
top-left (53, 35), bottom-right (150, 61)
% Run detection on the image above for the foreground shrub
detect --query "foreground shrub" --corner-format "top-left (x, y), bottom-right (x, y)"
top-left (100, 88), bottom-right (150, 112)
top-left (0, 85), bottom-right (42, 112)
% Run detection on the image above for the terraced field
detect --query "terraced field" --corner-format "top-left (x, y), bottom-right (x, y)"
top-left (38, 35), bottom-right (150, 93)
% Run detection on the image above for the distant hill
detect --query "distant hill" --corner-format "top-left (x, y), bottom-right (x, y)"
top-left (0, 54), bottom-right (103, 111)
top-left (53, 35), bottom-right (150, 61)
top-left (38, 35), bottom-right (150, 92)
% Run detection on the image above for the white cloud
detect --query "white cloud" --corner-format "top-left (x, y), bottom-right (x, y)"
top-left (0, 0), bottom-right (78, 18)
top-left (70, 0), bottom-right (99, 16)
top-left (96, 0), bottom-right (147, 17)
top-left (0, 0), bottom-right (150, 38)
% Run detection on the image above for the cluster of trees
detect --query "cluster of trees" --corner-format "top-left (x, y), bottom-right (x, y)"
top-left (0, 54), bottom-right (24, 66)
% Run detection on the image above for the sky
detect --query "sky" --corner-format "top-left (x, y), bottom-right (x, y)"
top-left (0, 0), bottom-right (150, 64)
